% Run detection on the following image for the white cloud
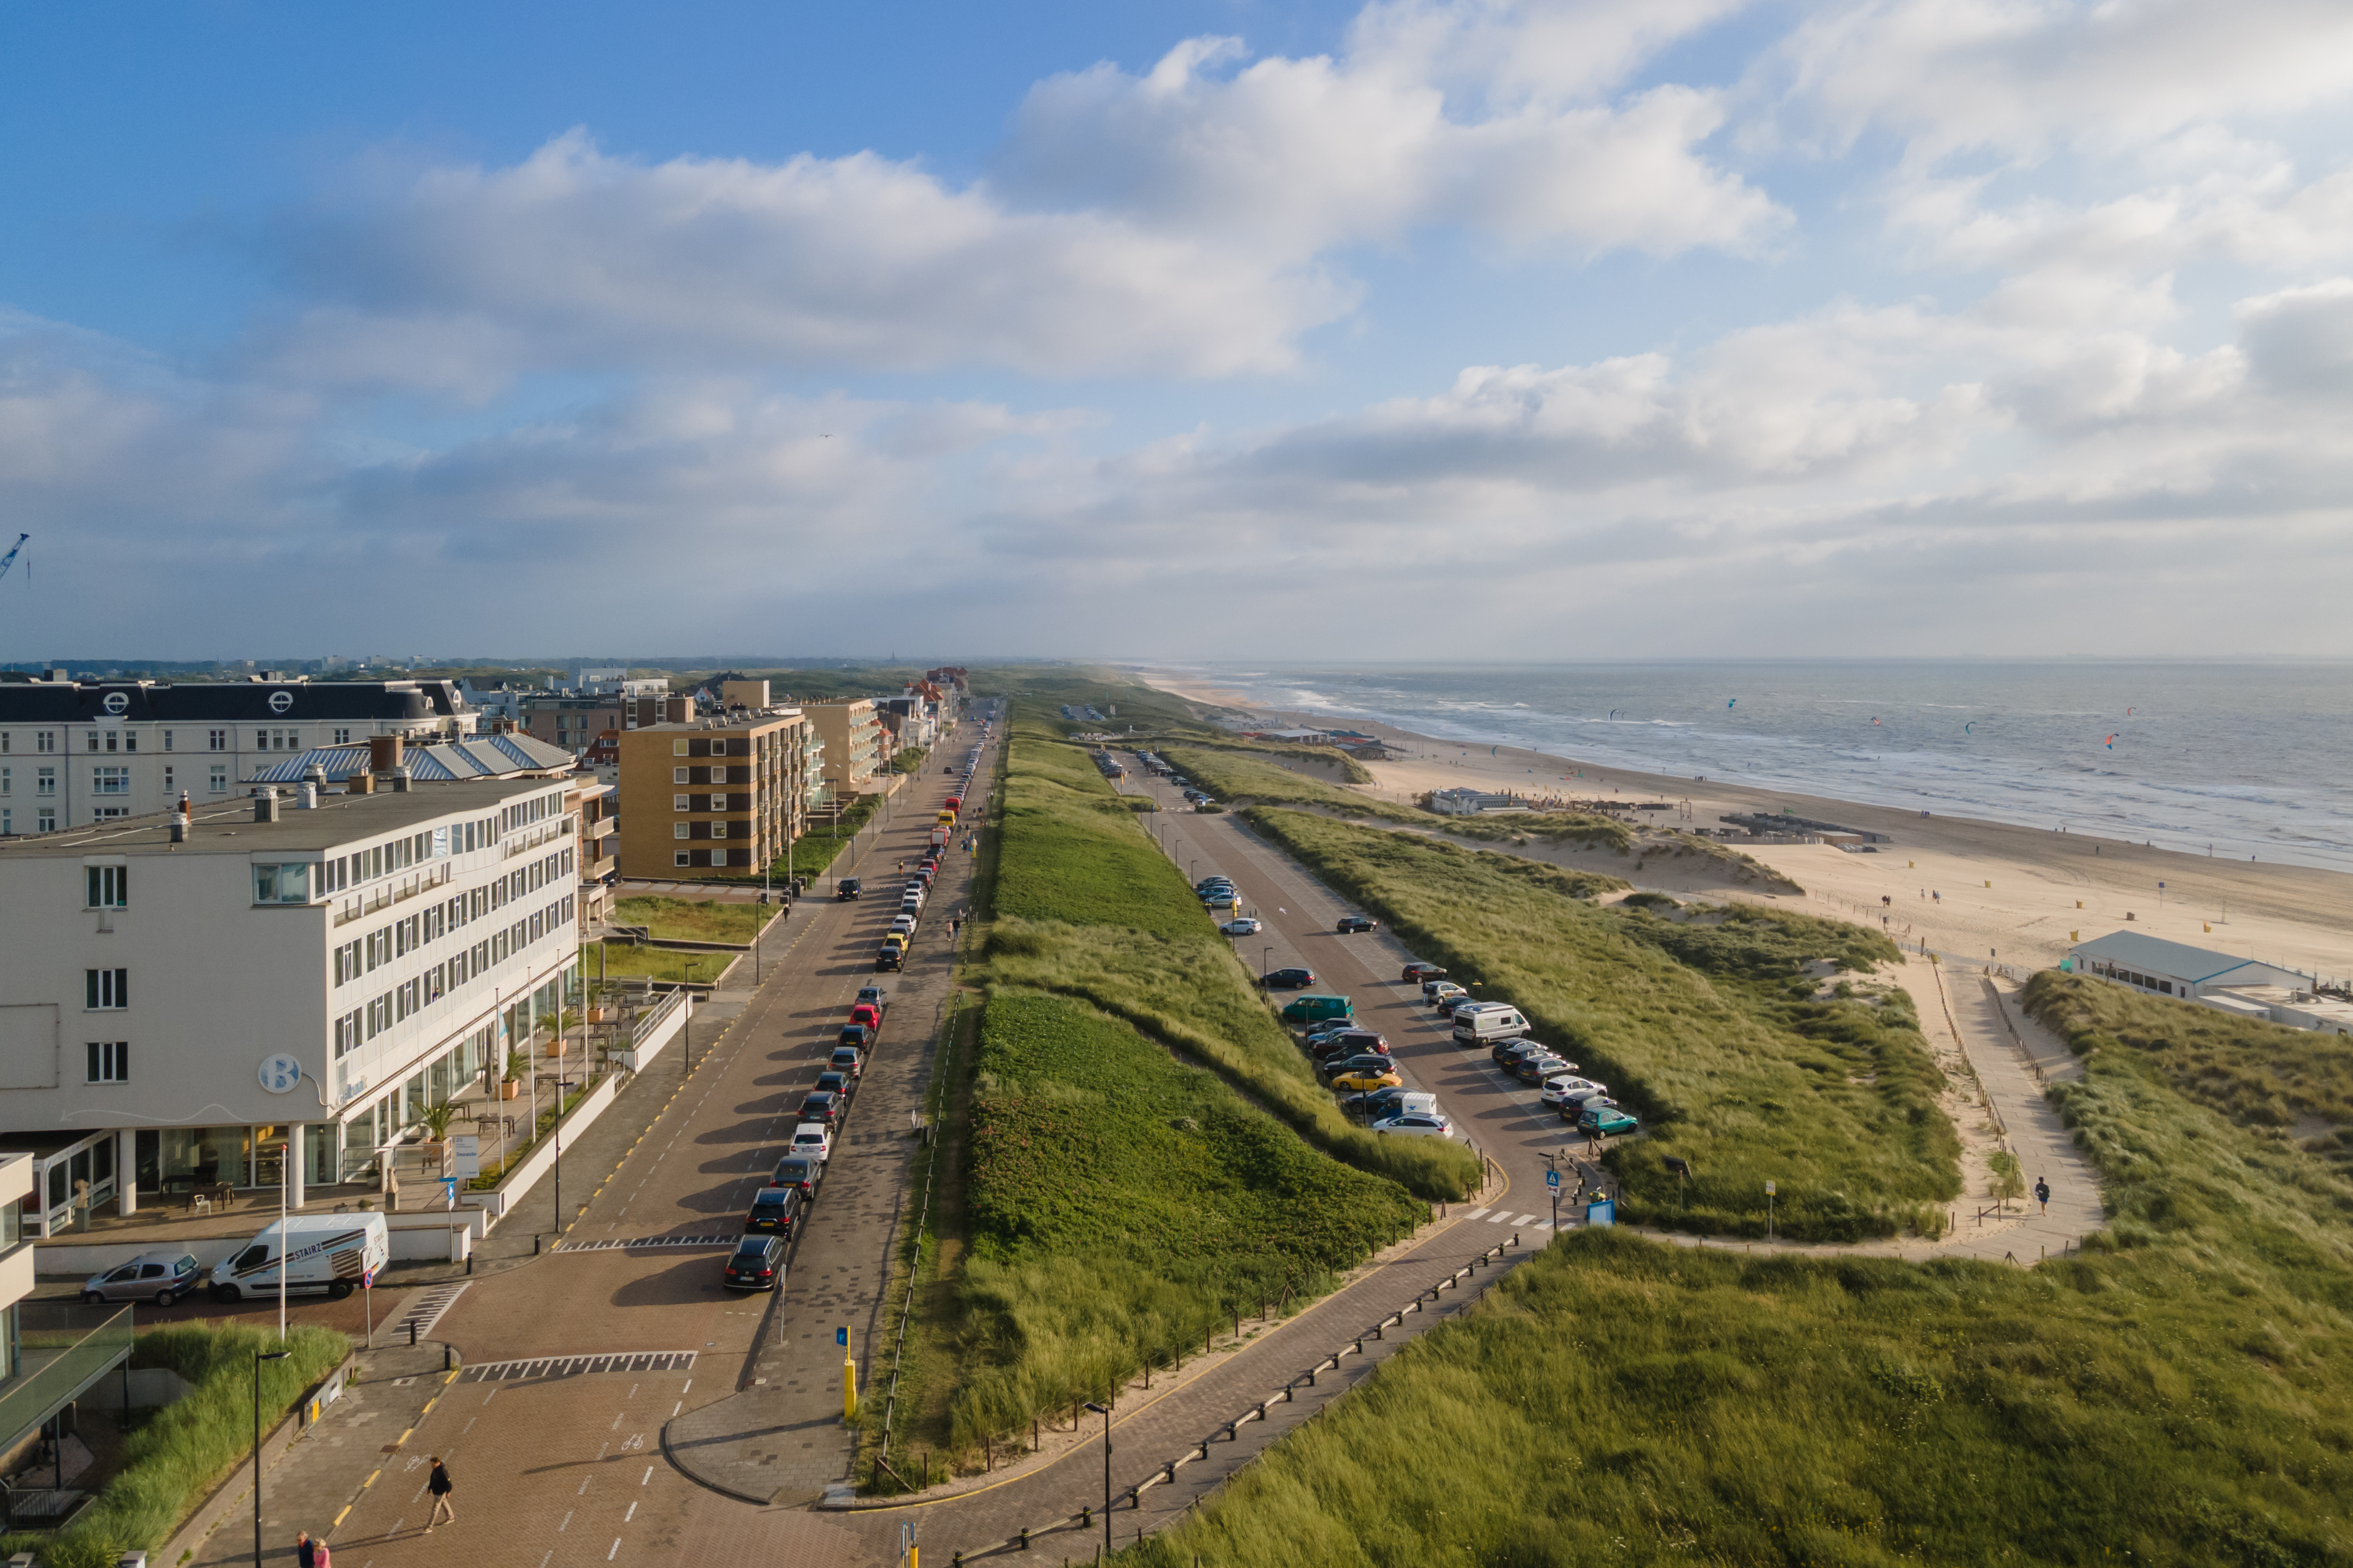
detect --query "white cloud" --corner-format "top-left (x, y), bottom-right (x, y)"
top-left (2235, 278), bottom-right (2353, 397)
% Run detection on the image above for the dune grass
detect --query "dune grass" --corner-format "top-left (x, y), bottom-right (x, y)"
top-left (587, 942), bottom-right (738, 985)
top-left (942, 990), bottom-right (1429, 1454)
top-left (0, 1323), bottom-right (347, 1567)
top-left (609, 894), bottom-right (767, 944)
top-left (1158, 745), bottom-right (1430, 824)
top-left (1244, 807), bottom-right (1957, 1240)
top-left (1132, 1020), bottom-right (2353, 1567)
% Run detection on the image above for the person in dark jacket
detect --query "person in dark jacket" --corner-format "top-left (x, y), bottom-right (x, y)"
top-left (426, 1457), bottom-right (456, 1528)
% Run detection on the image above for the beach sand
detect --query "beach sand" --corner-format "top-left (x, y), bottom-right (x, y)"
top-left (1140, 673), bottom-right (2353, 986)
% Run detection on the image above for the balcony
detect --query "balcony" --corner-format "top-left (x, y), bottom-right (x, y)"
top-left (333, 862), bottom-right (453, 927)
top-left (0, 1300), bottom-right (133, 1457)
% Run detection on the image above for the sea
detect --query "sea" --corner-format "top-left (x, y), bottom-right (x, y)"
top-left (1143, 662), bottom-right (2353, 875)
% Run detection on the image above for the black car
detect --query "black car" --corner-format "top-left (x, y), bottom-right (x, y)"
top-left (1260, 967), bottom-right (1318, 990)
top-left (815, 1069), bottom-right (854, 1102)
top-left (743, 1184), bottom-right (804, 1237)
top-left (1341, 1085), bottom-right (1418, 1119)
top-left (724, 1233), bottom-right (786, 1291)
top-left (1309, 1030), bottom-right (1390, 1060)
top-left (1336, 915), bottom-right (1378, 934)
top-left (1402, 962), bottom-right (1446, 984)
top-left (838, 878), bottom-right (863, 901)
top-left (876, 945), bottom-right (904, 972)
top-left (772, 1154), bottom-right (823, 1196)
top-left (1318, 1052), bottom-right (1394, 1083)
top-left (840, 1023), bottom-right (874, 1052)
top-left (1435, 993), bottom-right (1486, 1018)
top-left (799, 1090), bottom-right (842, 1126)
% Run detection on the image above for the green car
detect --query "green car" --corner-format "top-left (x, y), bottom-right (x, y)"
top-left (1579, 1105), bottom-right (1638, 1138)
top-left (1280, 993), bottom-right (1355, 1025)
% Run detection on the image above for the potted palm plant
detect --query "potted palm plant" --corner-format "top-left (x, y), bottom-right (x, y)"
top-left (418, 1101), bottom-right (456, 1168)
top-left (501, 1048), bottom-right (526, 1101)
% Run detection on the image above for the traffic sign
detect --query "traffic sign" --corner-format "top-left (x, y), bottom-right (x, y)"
top-left (836, 1325), bottom-right (849, 1347)
top-left (1545, 1169), bottom-right (1561, 1189)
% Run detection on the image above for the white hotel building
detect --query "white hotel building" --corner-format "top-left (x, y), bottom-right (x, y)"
top-left (0, 774), bottom-right (579, 1235)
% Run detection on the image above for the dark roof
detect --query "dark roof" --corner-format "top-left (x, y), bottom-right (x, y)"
top-left (0, 680), bottom-right (465, 724)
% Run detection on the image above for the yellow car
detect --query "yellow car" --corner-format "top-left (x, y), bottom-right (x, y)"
top-left (1332, 1068), bottom-right (1403, 1093)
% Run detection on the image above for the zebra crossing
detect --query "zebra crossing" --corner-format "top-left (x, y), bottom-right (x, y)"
top-left (555, 1233), bottom-right (736, 1253)
top-left (458, 1350), bottom-right (698, 1384)
top-left (393, 1279), bottom-right (470, 1338)
top-left (1462, 1206), bottom-right (1551, 1229)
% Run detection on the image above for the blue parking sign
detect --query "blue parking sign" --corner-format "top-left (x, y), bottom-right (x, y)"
top-left (836, 1326), bottom-right (848, 1348)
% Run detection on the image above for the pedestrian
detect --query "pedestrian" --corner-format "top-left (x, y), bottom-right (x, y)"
top-left (2034, 1177), bottom-right (2050, 1215)
top-left (296, 1531), bottom-right (316, 1568)
top-left (426, 1456), bottom-right (455, 1529)
top-left (383, 1161), bottom-right (400, 1215)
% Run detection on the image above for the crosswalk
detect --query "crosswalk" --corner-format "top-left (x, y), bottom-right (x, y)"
top-left (1462, 1206), bottom-right (1558, 1229)
top-left (393, 1279), bottom-right (470, 1338)
top-left (458, 1350), bottom-right (698, 1384)
top-left (555, 1233), bottom-right (736, 1253)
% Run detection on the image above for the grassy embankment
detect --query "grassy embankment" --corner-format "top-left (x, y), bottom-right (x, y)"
top-left (1244, 808), bottom-right (1957, 1240)
top-left (1, 1323), bottom-right (346, 1568)
top-left (865, 692), bottom-right (1473, 1485)
top-left (591, 895), bottom-right (769, 983)
top-left (1130, 973), bottom-right (2353, 1567)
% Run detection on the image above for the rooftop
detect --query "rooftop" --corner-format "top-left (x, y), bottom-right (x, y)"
top-left (2068, 930), bottom-right (2279, 983)
top-left (248, 734), bottom-right (574, 783)
top-left (0, 777), bottom-right (555, 860)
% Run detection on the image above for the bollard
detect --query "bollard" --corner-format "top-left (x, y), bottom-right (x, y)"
top-left (445, 1344), bottom-right (455, 1371)
top-left (1021, 1527), bottom-right (1031, 1550)
top-left (410, 1321), bottom-right (418, 1347)
top-left (466, 1253), bottom-right (474, 1275)
top-left (1081, 1507), bottom-right (1091, 1528)
top-left (534, 1234), bottom-right (543, 1256)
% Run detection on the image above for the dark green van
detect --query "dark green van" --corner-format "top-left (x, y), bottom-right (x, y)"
top-left (1280, 993), bottom-right (1355, 1025)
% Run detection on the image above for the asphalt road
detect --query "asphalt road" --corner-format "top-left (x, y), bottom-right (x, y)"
top-left (257, 725), bottom-right (1001, 1568)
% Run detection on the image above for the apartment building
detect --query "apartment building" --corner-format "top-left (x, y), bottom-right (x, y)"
top-left (518, 689), bottom-right (691, 754)
top-left (0, 676), bottom-right (476, 832)
top-left (570, 777), bottom-right (617, 928)
top-left (0, 777), bottom-right (580, 1233)
top-left (615, 712), bottom-right (814, 879)
top-left (805, 699), bottom-right (885, 803)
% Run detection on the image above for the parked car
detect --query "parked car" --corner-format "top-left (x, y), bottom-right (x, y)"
top-left (1434, 993), bottom-right (1490, 1019)
top-left (1514, 1054), bottom-right (1573, 1084)
top-left (1195, 877), bottom-right (1234, 893)
top-left (815, 1069), bottom-right (854, 1102)
top-left (1331, 1065), bottom-right (1403, 1093)
top-left (1579, 1104), bottom-right (1640, 1138)
top-left (1340, 1085), bottom-right (1416, 1119)
top-left (1261, 967), bottom-right (1318, 990)
top-left (1320, 1052), bottom-right (1394, 1082)
top-left (876, 943), bottom-right (905, 973)
top-left (1540, 1075), bottom-right (1604, 1109)
top-left (838, 878), bottom-right (863, 901)
top-left (1402, 962), bottom-right (1447, 984)
top-left (799, 1090), bottom-right (843, 1127)
top-left (1220, 917), bottom-right (1264, 937)
top-left (840, 1023), bottom-right (874, 1052)
top-left (743, 1184), bottom-right (804, 1237)
top-left (1280, 994), bottom-right (1355, 1024)
top-left (1371, 1112), bottom-right (1455, 1138)
top-left (830, 1046), bottom-right (865, 1078)
top-left (723, 1233), bottom-right (786, 1291)
top-left (1336, 915), bottom-right (1378, 934)
top-left (81, 1251), bottom-right (200, 1307)
top-left (1424, 980), bottom-right (1466, 1005)
top-left (1309, 1031), bottom-right (1390, 1060)
top-left (1493, 1037), bottom-right (1549, 1068)
top-left (848, 1002), bottom-right (883, 1033)
top-left (790, 1122), bottom-right (834, 1163)
top-left (1555, 1085), bottom-right (1615, 1118)
top-left (772, 1154), bottom-right (823, 1196)
top-left (857, 986), bottom-right (889, 1014)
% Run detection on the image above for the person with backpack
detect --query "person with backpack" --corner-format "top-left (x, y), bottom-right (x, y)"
top-left (426, 1456), bottom-right (456, 1529)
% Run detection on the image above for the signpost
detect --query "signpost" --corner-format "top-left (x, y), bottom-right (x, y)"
top-left (1545, 1166), bottom-right (1561, 1232)
top-left (1765, 1179), bottom-right (1776, 1242)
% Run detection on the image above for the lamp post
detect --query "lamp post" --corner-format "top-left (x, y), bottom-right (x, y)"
top-left (253, 1348), bottom-right (292, 1568)
top-left (1263, 946), bottom-right (1273, 979)
top-left (1084, 1400), bottom-right (1112, 1557)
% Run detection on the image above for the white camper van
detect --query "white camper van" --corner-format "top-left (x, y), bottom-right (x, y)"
top-left (208, 1212), bottom-right (390, 1303)
top-left (1452, 1005), bottom-right (1530, 1045)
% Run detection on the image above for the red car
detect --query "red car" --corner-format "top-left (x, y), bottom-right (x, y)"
top-left (849, 1003), bottom-right (882, 1033)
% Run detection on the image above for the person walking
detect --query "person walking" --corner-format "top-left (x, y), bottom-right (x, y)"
top-left (2034, 1177), bottom-right (2050, 1215)
top-left (296, 1531), bottom-right (316, 1568)
top-left (426, 1457), bottom-right (455, 1529)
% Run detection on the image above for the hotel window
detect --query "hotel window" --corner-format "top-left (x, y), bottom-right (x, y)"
top-left (0, 733), bottom-right (8, 753)
top-left (674, 768), bottom-right (688, 784)
top-left (674, 794), bottom-right (690, 810)
top-left (86, 866), bottom-right (128, 908)
top-left (674, 739), bottom-right (689, 755)
top-left (253, 863), bottom-right (313, 904)
top-left (334, 1011), bottom-right (362, 1058)
top-left (208, 729), bottom-right (226, 751)
top-left (208, 764), bottom-right (228, 794)
top-left (122, 732), bottom-right (136, 752)
top-left (86, 1042), bottom-right (128, 1084)
top-left (163, 731), bottom-right (174, 751)
top-left (85, 968), bottom-right (128, 1009)
top-left (674, 821), bottom-right (689, 839)
top-left (36, 731), bottom-right (54, 753)
top-left (162, 765), bottom-right (174, 793)
top-left (675, 850), bottom-right (691, 868)
top-left (86, 732), bottom-right (99, 752)
top-left (334, 728), bottom-right (352, 745)
top-left (36, 767), bottom-right (54, 796)
top-left (92, 766), bottom-right (129, 796)
top-left (37, 809), bottom-right (54, 832)
top-left (1, 766), bottom-right (8, 794)
top-left (334, 938), bottom-right (362, 985)
top-left (254, 729), bottom-right (269, 749)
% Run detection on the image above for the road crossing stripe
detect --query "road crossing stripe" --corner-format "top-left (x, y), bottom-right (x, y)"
top-left (1465, 1207), bottom-right (1489, 1219)
top-left (1514, 1215), bottom-right (1538, 1226)
top-left (1486, 1212), bottom-right (1511, 1223)
top-left (459, 1350), bottom-right (698, 1383)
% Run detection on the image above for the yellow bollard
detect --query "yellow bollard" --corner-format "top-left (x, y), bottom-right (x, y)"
top-left (844, 1355), bottom-right (859, 1423)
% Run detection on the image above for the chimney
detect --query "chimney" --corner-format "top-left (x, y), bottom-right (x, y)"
top-left (253, 788), bottom-right (279, 823)
top-left (389, 767), bottom-right (413, 793)
top-left (368, 734), bottom-right (405, 772)
top-left (348, 771), bottom-right (374, 796)
top-left (169, 819), bottom-right (187, 844)
top-left (296, 781), bottom-right (319, 810)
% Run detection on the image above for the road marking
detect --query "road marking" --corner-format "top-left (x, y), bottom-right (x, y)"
top-left (1514, 1214), bottom-right (1538, 1226)
top-left (332, 1503), bottom-right (352, 1528)
top-left (579, 1477), bottom-right (591, 1495)
top-left (609, 1540), bottom-right (622, 1560)
top-left (458, 1351), bottom-right (698, 1384)
top-left (1465, 1207), bottom-right (1490, 1219)
top-left (623, 1501), bottom-right (637, 1522)
top-left (560, 1510), bottom-right (573, 1532)
top-left (642, 1466), bottom-right (653, 1486)
top-left (1487, 1212), bottom-right (1511, 1223)
top-left (394, 1280), bottom-right (471, 1340)
top-left (672, 1400), bottom-right (682, 1418)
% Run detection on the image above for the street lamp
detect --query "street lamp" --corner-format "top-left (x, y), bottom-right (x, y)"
top-left (1084, 1400), bottom-right (1113, 1557)
top-left (253, 1348), bottom-right (292, 1568)
top-left (1263, 946), bottom-right (1273, 978)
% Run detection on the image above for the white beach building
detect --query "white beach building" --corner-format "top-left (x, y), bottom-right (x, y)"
top-left (2066, 931), bottom-right (2349, 1033)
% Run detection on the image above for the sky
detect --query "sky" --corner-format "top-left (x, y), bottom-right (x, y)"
top-left (4, 0), bottom-right (2353, 663)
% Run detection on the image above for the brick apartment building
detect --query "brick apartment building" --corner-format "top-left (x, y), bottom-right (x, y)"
top-left (615, 712), bottom-right (815, 879)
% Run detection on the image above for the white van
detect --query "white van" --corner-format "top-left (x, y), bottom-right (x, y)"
top-left (208, 1212), bottom-right (389, 1303)
top-left (1393, 1091), bottom-right (1440, 1118)
top-left (1452, 1006), bottom-right (1530, 1045)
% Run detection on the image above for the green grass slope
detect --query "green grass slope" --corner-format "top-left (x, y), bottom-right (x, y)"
top-left (1133, 994), bottom-right (2353, 1568)
top-left (1245, 807), bottom-right (1957, 1240)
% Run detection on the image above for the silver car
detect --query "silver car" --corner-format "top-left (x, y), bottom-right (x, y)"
top-left (81, 1251), bottom-right (201, 1307)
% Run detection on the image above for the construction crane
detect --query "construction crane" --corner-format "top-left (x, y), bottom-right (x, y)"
top-left (0, 533), bottom-right (25, 585)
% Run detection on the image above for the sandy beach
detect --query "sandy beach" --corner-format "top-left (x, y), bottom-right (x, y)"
top-left (1140, 672), bottom-right (2353, 987)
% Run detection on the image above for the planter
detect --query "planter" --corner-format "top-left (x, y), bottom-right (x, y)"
top-left (499, 1079), bottom-right (519, 1101)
